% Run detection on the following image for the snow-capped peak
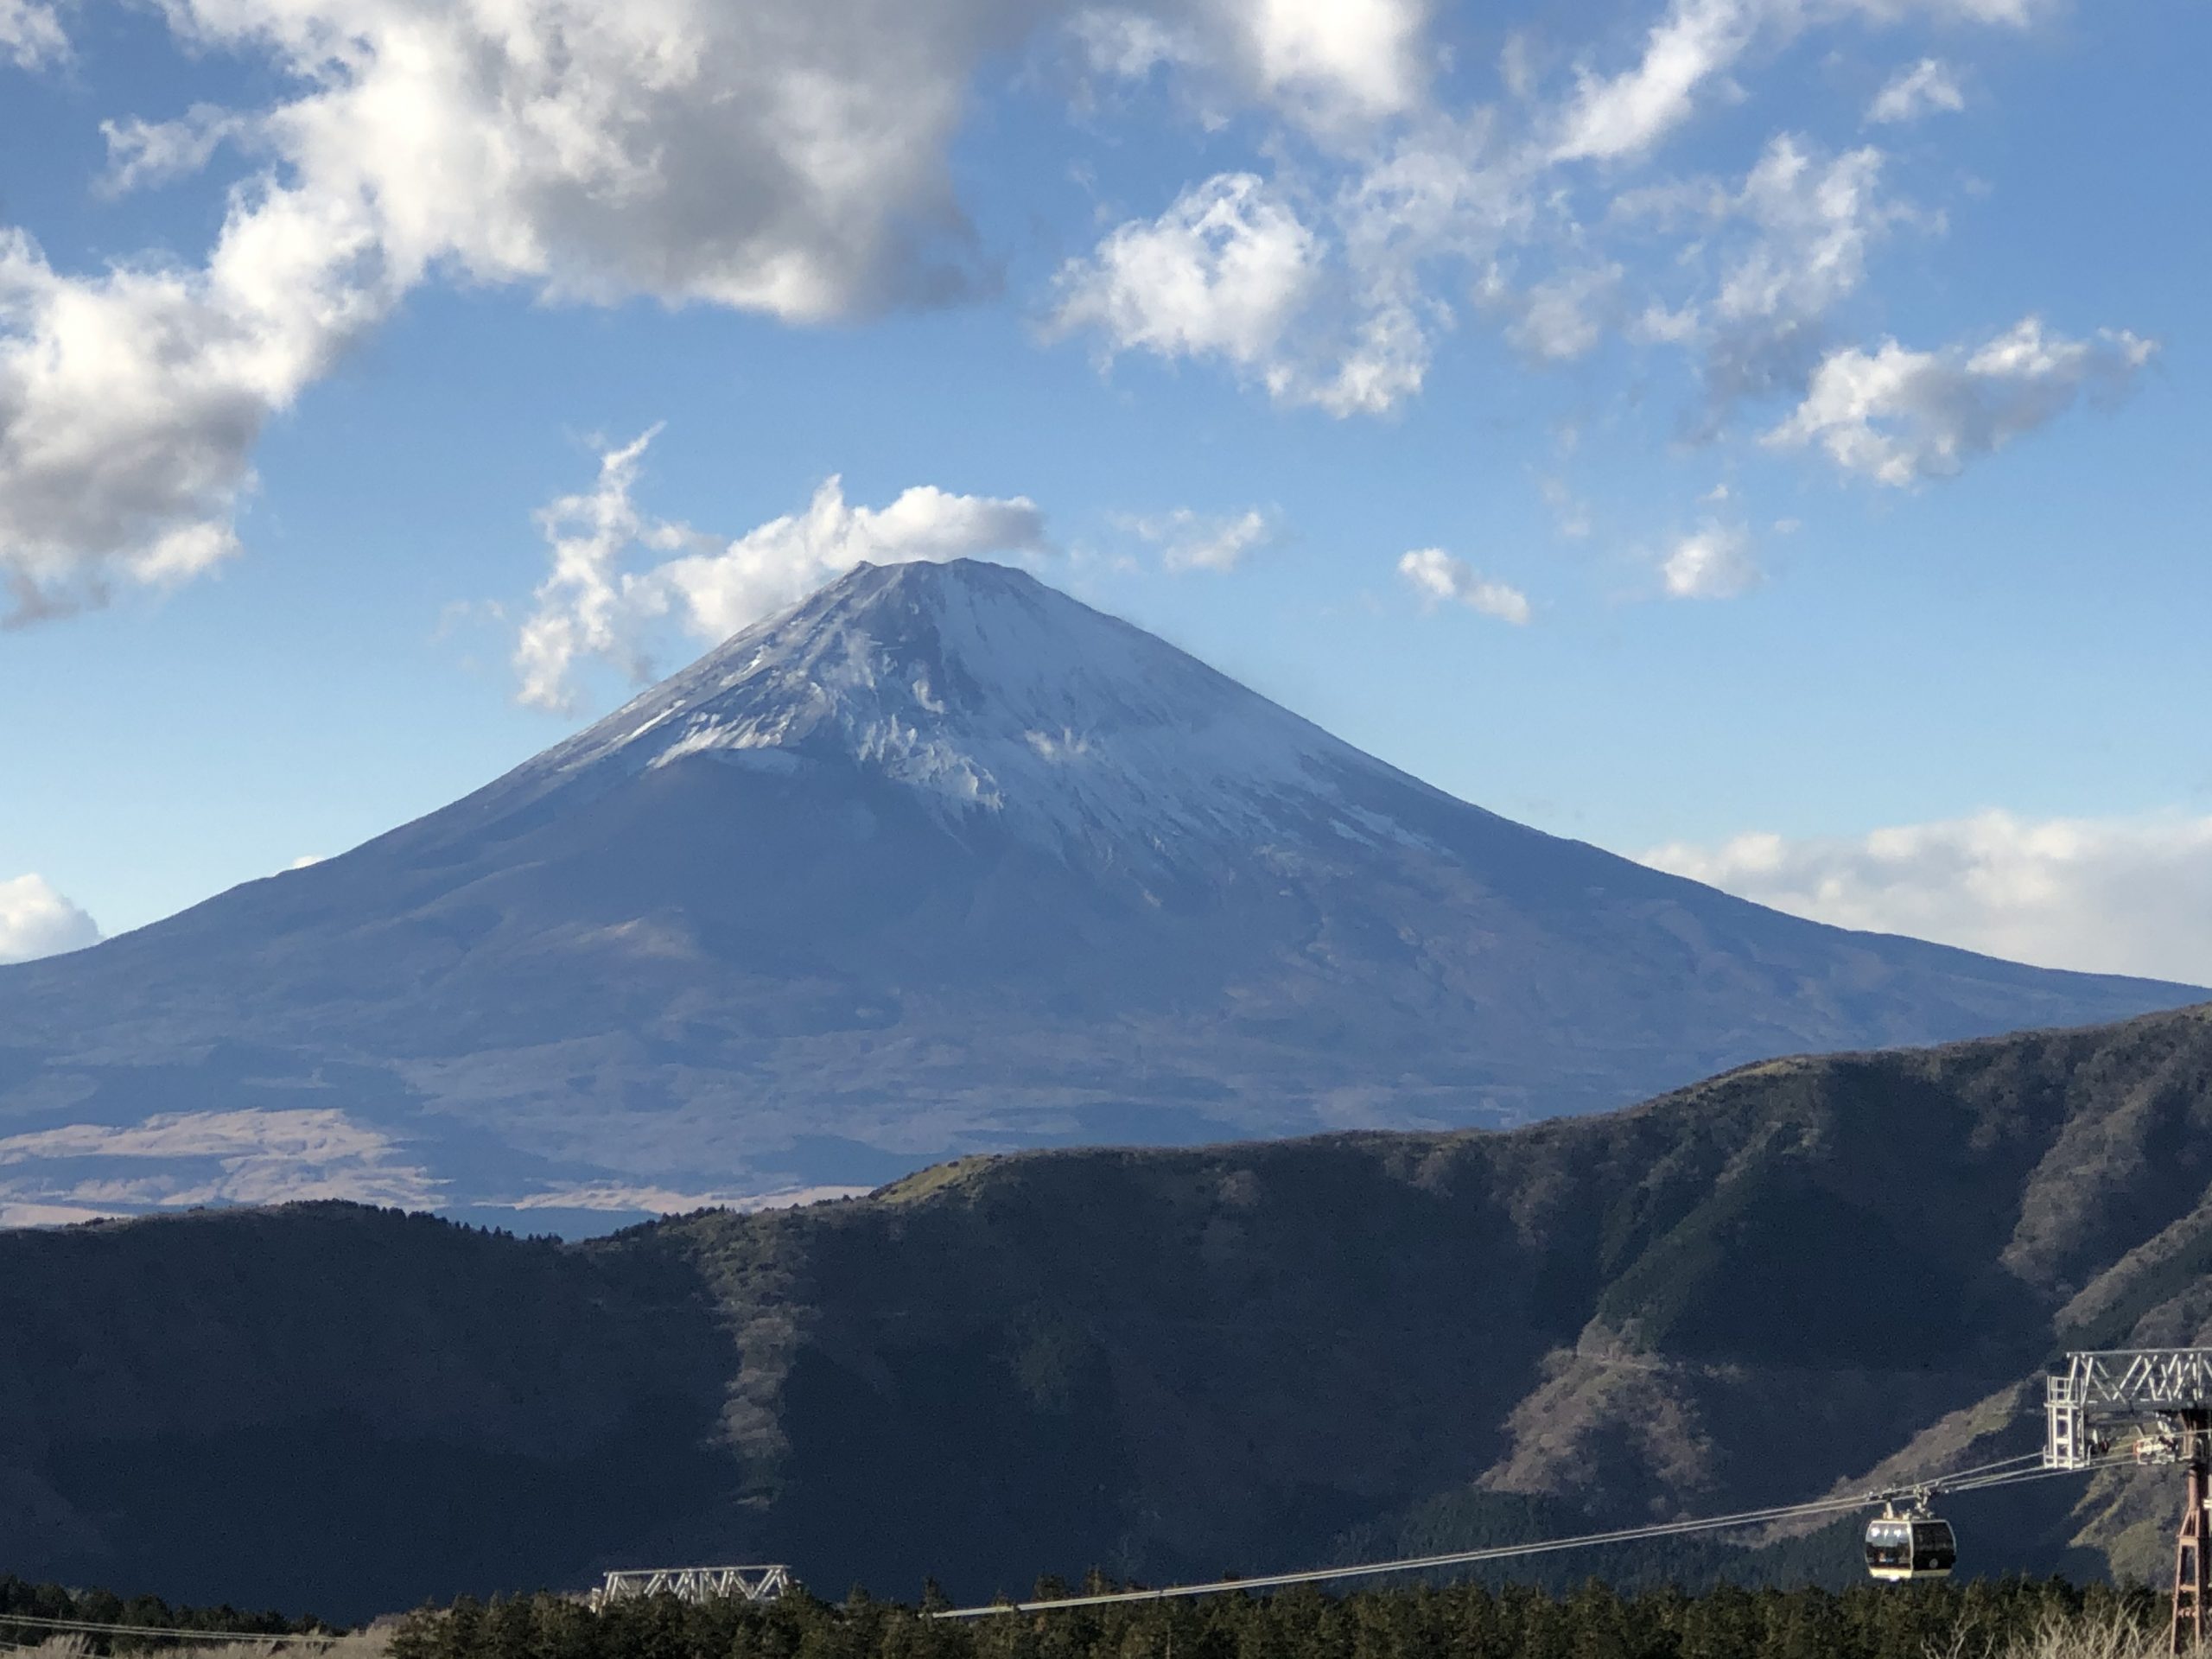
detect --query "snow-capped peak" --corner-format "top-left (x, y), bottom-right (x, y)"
top-left (525, 559), bottom-right (1399, 856)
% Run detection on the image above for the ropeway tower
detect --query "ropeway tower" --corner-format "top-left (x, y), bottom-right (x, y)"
top-left (2046, 1350), bottom-right (2212, 1652)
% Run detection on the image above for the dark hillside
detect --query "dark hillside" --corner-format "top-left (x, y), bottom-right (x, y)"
top-left (3, 1005), bottom-right (2211, 1617)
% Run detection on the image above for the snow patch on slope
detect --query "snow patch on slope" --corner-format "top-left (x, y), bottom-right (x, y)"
top-left (525, 560), bottom-right (1433, 860)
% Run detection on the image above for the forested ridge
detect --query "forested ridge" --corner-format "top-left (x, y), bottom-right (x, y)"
top-left (389, 1579), bottom-right (2163, 1659)
top-left (4, 1006), bottom-right (2211, 1618)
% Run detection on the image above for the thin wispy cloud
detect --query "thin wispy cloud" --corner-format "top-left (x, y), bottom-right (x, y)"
top-left (1398, 548), bottom-right (1532, 624)
top-left (1867, 59), bottom-right (1966, 125)
top-left (1121, 506), bottom-right (1277, 572)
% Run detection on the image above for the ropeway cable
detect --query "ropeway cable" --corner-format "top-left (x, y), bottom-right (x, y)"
top-left (0, 1458), bottom-right (2141, 1638)
top-left (934, 1492), bottom-right (1879, 1618)
top-left (932, 1448), bottom-right (2142, 1618)
top-left (0, 1614), bottom-right (337, 1647)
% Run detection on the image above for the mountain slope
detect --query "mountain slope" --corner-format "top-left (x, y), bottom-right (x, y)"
top-left (0, 560), bottom-right (2196, 1223)
top-left (3, 1004), bottom-right (2210, 1618)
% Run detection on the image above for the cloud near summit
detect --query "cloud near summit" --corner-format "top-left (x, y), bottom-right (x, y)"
top-left (513, 431), bottom-right (1052, 715)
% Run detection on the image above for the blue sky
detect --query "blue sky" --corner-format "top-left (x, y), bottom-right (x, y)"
top-left (2, 0), bottom-right (2207, 983)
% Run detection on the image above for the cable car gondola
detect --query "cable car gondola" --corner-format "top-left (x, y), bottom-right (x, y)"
top-left (1865, 1503), bottom-right (1957, 1582)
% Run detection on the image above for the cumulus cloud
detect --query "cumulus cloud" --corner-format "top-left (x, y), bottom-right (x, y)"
top-left (1, 194), bottom-right (394, 624)
top-left (1054, 111), bottom-right (1535, 416)
top-left (1765, 316), bottom-right (2158, 485)
top-left (1051, 173), bottom-right (1325, 386)
top-left (1122, 505), bottom-right (1275, 571)
top-left (1661, 520), bottom-right (1760, 597)
top-left (514, 429), bottom-right (1052, 712)
top-left (1867, 57), bottom-right (1966, 124)
top-left (0, 0), bottom-right (65, 68)
top-left (1643, 810), bottom-right (2212, 986)
top-left (1397, 547), bottom-right (1532, 623)
top-left (166, 0), bottom-right (1031, 320)
top-left (0, 874), bottom-right (102, 964)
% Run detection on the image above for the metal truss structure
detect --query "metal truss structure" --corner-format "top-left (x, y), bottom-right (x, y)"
top-left (2047, 1351), bottom-right (2212, 1469)
top-left (2045, 1351), bottom-right (2212, 1653)
top-left (588, 1566), bottom-right (792, 1611)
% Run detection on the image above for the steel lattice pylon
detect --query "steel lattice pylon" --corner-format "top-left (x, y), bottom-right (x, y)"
top-left (588, 1565), bottom-right (792, 1611)
top-left (2046, 1351), bottom-right (2212, 1653)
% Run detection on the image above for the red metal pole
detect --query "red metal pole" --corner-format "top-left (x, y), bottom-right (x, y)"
top-left (2175, 1419), bottom-right (2210, 1654)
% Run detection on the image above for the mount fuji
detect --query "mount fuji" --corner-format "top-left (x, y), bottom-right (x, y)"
top-left (0, 559), bottom-right (2197, 1230)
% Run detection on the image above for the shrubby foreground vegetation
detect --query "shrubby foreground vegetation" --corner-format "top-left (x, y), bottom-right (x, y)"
top-left (390, 1578), bottom-right (2165, 1659)
top-left (0, 1576), bottom-right (334, 1647)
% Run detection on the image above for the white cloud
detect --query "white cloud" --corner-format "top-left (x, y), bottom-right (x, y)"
top-left (1067, 0), bottom-right (1428, 127)
top-left (1661, 520), bottom-right (1760, 597)
top-left (1056, 112), bottom-right (1533, 416)
top-left (1537, 474), bottom-right (1593, 538)
top-left (1232, 0), bottom-right (1429, 125)
top-left (99, 105), bottom-right (253, 196)
top-left (1643, 810), bottom-right (2212, 986)
top-left (1052, 172), bottom-right (1325, 384)
top-left (3, 0), bottom-right (1116, 623)
top-left (1551, 0), bottom-right (2033, 165)
top-left (1624, 133), bottom-right (1920, 414)
top-left (1551, 0), bottom-right (1758, 164)
top-left (1397, 547), bottom-right (1532, 624)
top-left (0, 0), bottom-right (2101, 612)
top-left (1718, 137), bottom-right (1902, 329)
top-left (163, 0), bottom-right (1027, 321)
top-left (1765, 316), bottom-right (2158, 484)
top-left (514, 429), bottom-right (1052, 712)
top-left (1503, 263), bottom-right (1624, 361)
top-left (0, 0), bottom-right (65, 69)
top-left (1122, 505), bottom-right (1274, 571)
top-left (0, 874), bottom-right (101, 964)
top-left (1867, 57), bottom-right (1966, 124)
top-left (0, 194), bottom-right (395, 624)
